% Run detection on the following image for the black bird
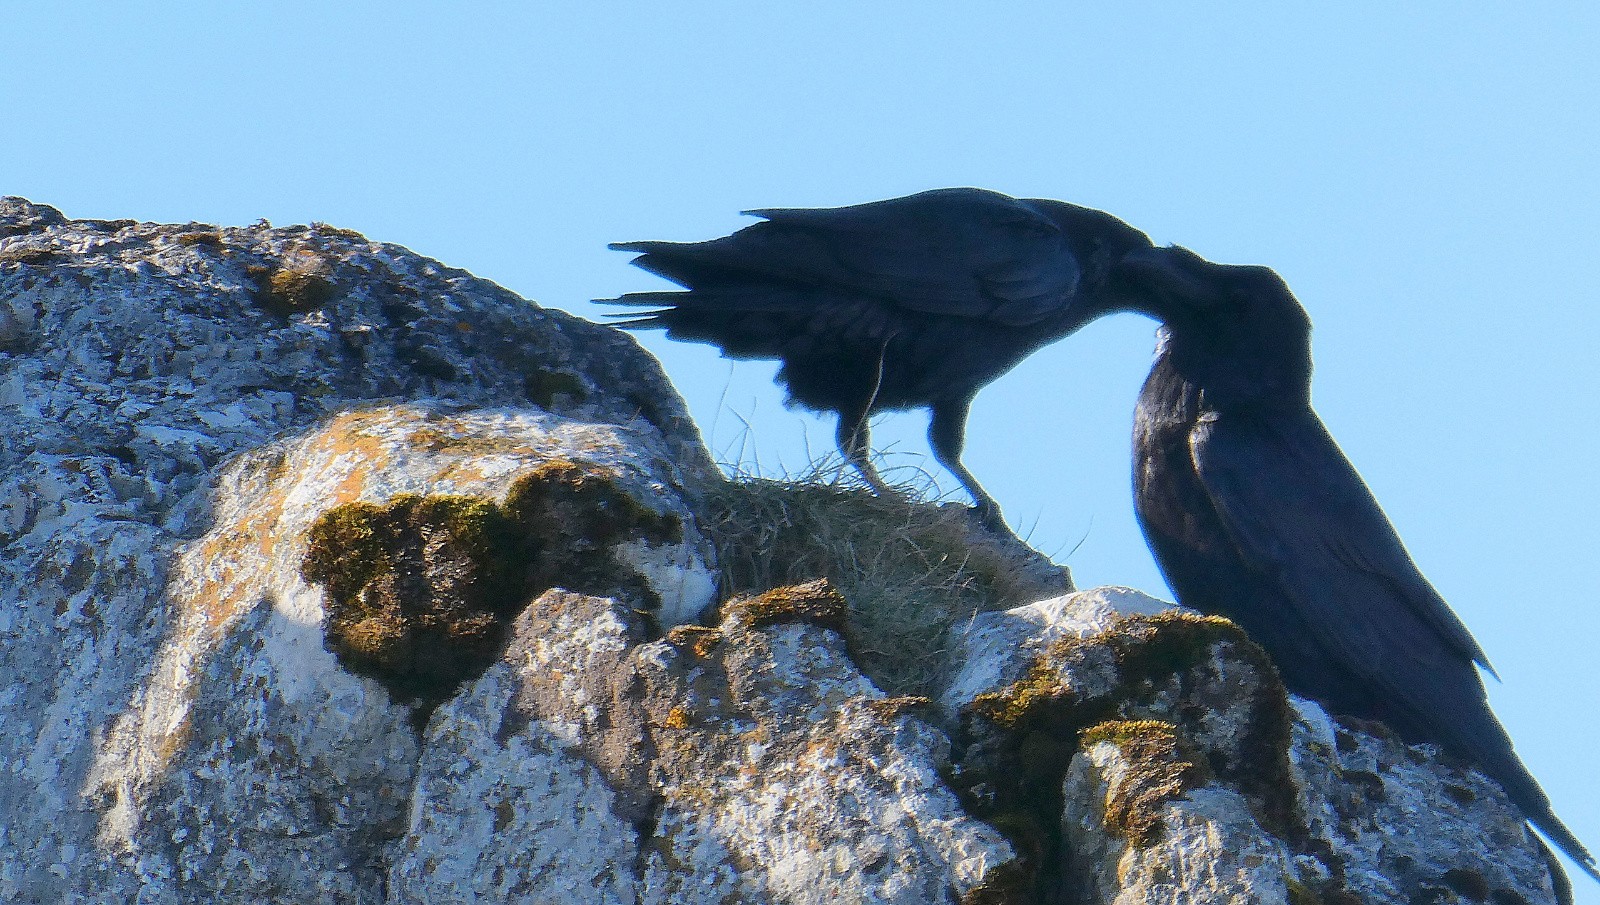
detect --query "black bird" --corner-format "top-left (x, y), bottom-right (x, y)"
top-left (1108, 244), bottom-right (1597, 886)
top-left (602, 187), bottom-right (1152, 530)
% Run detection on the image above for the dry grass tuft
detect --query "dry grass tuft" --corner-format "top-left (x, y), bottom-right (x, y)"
top-left (700, 465), bottom-right (1052, 700)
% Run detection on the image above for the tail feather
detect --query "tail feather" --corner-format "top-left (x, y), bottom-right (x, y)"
top-left (1434, 703), bottom-right (1599, 888)
top-left (601, 282), bottom-right (857, 316)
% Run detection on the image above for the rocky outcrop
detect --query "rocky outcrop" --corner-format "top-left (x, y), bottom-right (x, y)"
top-left (0, 199), bottom-right (1566, 904)
top-left (952, 593), bottom-right (1562, 905)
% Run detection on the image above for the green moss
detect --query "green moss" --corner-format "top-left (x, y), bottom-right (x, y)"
top-left (503, 459), bottom-right (682, 550)
top-left (301, 493), bottom-right (521, 709)
top-left (728, 578), bottom-right (849, 634)
top-left (975, 611), bottom-right (1300, 837)
top-left (967, 651), bottom-right (1077, 731)
top-left (1079, 719), bottom-right (1209, 847)
top-left (863, 695), bottom-right (935, 721)
top-left (301, 460), bottom-right (685, 722)
top-left (1099, 611), bottom-right (1241, 678)
top-left (250, 261), bottom-right (337, 316)
top-left (1286, 879), bottom-right (1321, 905)
top-left (175, 231), bottom-right (223, 247)
top-left (954, 610), bottom-right (1304, 897)
top-left (311, 221), bottom-right (367, 241)
top-left (523, 368), bottom-right (590, 408)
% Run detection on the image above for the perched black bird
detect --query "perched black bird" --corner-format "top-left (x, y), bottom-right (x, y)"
top-left (1109, 245), bottom-right (1597, 886)
top-left (602, 187), bottom-right (1151, 530)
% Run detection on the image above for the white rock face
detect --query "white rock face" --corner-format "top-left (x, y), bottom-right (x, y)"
top-left (0, 199), bottom-right (1569, 905)
top-left (941, 586), bottom-right (1173, 714)
top-left (0, 200), bottom-right (712, 903)
top-left (1067, 742), bottom-right (1294, 905)
top-left (389, 652), bottom-right (644, 905)
top-left (947, 589), bottom-right (1562, 905)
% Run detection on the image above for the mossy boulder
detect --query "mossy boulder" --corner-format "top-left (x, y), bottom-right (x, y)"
top-left (301, 459), bottom-right (685, 716)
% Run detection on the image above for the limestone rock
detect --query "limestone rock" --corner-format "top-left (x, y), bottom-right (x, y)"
top-left (0, 199), bottom-right (712, 902)
top-left (940, 586), bottom-right (1172, 716)
top-left (946, 587), bottom-right (1563, 905)
top-left (0, 199), bottom-right (1568, 905)
top-left (391, 584), bottom-right (1017, 904)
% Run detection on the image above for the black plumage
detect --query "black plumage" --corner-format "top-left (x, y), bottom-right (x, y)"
top-left (1110, 244), bottom-right (1596, 884)
top-left (602, 187), bottom-right (1151, 530)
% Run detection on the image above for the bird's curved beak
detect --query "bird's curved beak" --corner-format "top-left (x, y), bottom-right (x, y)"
top-left (1108, 245), bottom-right (1215, 315)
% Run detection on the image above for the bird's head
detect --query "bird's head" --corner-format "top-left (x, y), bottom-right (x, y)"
top-left (1110, 245), bottom-right (1314, 406)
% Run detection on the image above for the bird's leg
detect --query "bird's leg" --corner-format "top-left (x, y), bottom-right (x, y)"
top-left (836, 404), bottom-right (891, 495)
top-left (835, 335), bottom-right (895, 495)
top-left (928, 397), bottom-right (1006, 531)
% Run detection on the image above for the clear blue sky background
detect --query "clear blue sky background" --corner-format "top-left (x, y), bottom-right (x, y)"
top-left (6, 3), bottom-right (1596, 892)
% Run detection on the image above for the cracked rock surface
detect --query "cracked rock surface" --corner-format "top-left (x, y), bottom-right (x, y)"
top-left (0, 199), bottom-right (1567, 905)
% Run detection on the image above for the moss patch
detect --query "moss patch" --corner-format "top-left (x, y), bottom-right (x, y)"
top-left (955, 611), bottom-right (1302, 898)
top-left (524, 368), bottom-right (590, 408)
top-left (1080, 719), bottom-right (1208, 846)
top-left (249, 260), bottom-right (337, 316)
top-left (968, 611), bottom-right (1298, 834)
top-left (301, 494), bottom-right (520, 710)
top-left (726, 578), bottom-right (849, 635)
top-left (500, 459), bottom-right (683, 614)
top-left (175, 231), bottom-right (224, 247)
top-left (301, 459), bottom-right (683, 721)
top-left (311, 221), bottom-right (367, 241)
top-left (863, 695), bottom-right (935, 722)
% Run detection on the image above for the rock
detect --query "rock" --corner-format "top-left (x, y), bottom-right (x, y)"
top-left (390, 583), bottom-right (1016, 904)
top-left (0, 199), bottom-right (712, 903)
top-left (946, 587), bottom-right (1563, 905)
top-left (0, 199), bottom-right (1567, 905)
top-left (940, 586), bottom-right (1172, 715)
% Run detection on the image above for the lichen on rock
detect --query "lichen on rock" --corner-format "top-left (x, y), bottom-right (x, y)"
top-left (1077, 719), bottom-right (1210, 846)
top-left (946, 588), bottom-right (1566, 905)
top-left (0, 198), bottom-right (1570, 905)
top-left (299, 458), bottom-right (690, 718)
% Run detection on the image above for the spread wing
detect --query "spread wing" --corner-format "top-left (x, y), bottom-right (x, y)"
top-left (604, 187), bottom-right (1083, 332)
top-left (1189, 410), bottom-right (1494, 694)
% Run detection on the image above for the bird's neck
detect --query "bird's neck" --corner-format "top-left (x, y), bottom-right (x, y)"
top-left (1144, 340), bottom-right (1311, 420)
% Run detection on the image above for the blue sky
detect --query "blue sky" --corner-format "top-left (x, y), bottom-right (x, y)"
top-left (6, 3), bottom-right (1597, 892)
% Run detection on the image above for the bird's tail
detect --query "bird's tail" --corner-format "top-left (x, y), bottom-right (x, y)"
top-left (600, 238), bottom-right (877, 358)
top-left (1420, 692), bottom-right (1600, 891)
top-left (1488, 747), bottom-right (1599, 889)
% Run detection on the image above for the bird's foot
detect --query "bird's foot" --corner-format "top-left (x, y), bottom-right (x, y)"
top-left (970, 499), bottom-right (1011, 535)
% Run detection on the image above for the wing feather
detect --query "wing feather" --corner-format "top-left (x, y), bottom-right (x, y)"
top-left (1189, 411), bottom-right (1494, 685)
top-left (609, 188), bottom-right (1082, 327)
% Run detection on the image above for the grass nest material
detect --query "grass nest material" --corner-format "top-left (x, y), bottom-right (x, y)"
top-left (699, 465), bottom-right (1046, 700)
